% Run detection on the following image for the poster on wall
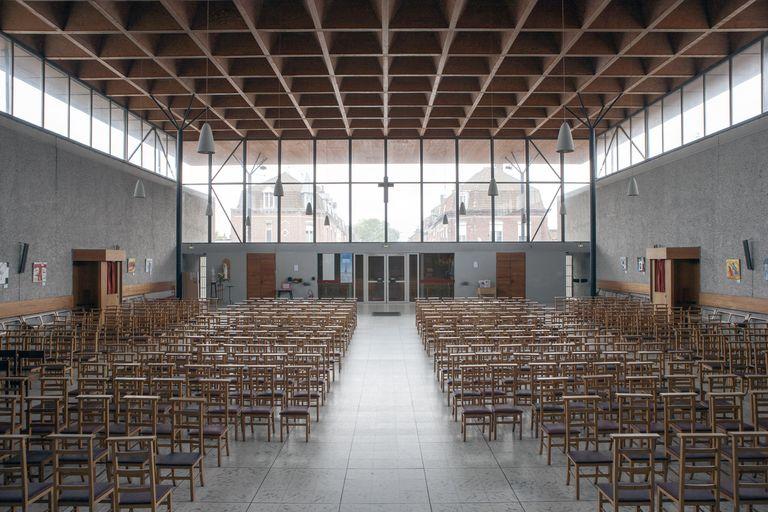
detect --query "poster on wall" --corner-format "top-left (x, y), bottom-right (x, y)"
top-left (726, 258), bottom-right (741, 282)
top-left (127, 258), bottom-right (136, 274)
top-left (636, 257), bottom-right (646, 273)
top-left (764, 258), bottom-right (768, 281)
top-left (0, 262), bottom-right (8, 289)
top-left (340, 253), bottom-right (353, 284)
top-left (32, 262), bottom-right (47, 286)
top-left (620, 256), bottom-right (628, 273)
top-left (145, 258), bottom-right (153, 275)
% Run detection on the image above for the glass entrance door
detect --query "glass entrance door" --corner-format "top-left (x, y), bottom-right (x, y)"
top-left (367, 255), bottom-right (385, 302)
top-left (387, 255), bottom-right (406, 302)
top-left (363, 254), bottom-right (413, 302)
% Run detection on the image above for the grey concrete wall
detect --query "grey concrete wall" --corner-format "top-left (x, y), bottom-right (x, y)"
top-left (184, 241), bottom-right (590, 304)
top-left (568, 113), bottom-right (768, 298)
top-left (0, 114), bottom-right (206, 304)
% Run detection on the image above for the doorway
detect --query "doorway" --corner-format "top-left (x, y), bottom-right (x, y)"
top-left (364, 254), bottom-right (414, 302)
top-left (246, 253), bottom-right (276, 298)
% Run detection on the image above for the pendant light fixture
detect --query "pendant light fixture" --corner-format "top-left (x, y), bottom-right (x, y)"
top-left (305, 202), bottom-right (313, 215)
top-left (627, 176), bottom-right (639, 197)
top-left (197, 0), bottom-right (215, 155)
top-left (555, 0), bottom-right (574, 155)
top-left (459, 202), bottom-right (467, 216)
top-left (442, 213), bottom-right (449, 225)
top-left (205, 196), bottom-right (213, 217)
top-left (245, 214), bottom-right (251, 227)
top-left (324, 214), bottom-right (330, 226)
top-left (273, 177), bottom-right (284, 197)
top-left (133, 178), bottom-right (146, 199)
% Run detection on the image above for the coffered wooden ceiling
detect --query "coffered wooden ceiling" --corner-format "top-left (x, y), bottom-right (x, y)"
top-left (3, 0), bottom-right (767, 140)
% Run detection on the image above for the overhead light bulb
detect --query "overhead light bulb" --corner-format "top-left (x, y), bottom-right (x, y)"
top-left (556, 121), bottom-right (574, 153)
top-left (133, 179), bottom-right (146, 199)
top-left (197, 122), bottom-right (215, 154)
top-left (627, 176), bottom-right (639, 197)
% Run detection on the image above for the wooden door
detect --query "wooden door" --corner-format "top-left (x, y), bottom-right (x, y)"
top-left (496, 252), bottom-right (526, 298)
top-left (247, 253), bottom-right (276, 298)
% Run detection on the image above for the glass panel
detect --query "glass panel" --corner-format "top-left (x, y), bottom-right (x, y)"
top-left (91, 94), bottom-right (110, 153)
top-left (529, 183), bottom-right (561, 241)
top-left (423, 183), bottom-right (456, 242)
top-left (387, 183), bottom-right (420, 242)
top-left (351, 183), bottom-right (384, 242)
top-left (458, 183), bottom-right (490, 241)
top-left (43, 64), bottom-right (68, 136)
top-left (493, 139), bottom-right (526, 181)
top-left (156, 132), bottom-right (170, 177)
top-left (246, 184), bottom-right (277, 243)
top-left (683, 77), bottom-right (704, 144)
top-left (13, 46), bottom-right (42, 125)
top-left (564, 183), bottom-right (590, 241)
top-left (387, 255), bottom-right (406, 301)
top-left (211, 184), bottom-right (244, 242)
top-left (617, 121), bottom-right (631, 170)
top-left (630, 110), bottom-right (645, 164)
top-left (142, 122), bottom-right (155, 171)
top-left (705, 61), bottom-right (730, 134)
top-left (663, 89), bottom-right (682, 152)
top-left (409, 254), bottom-right (418, 302)
top-left (167, 135), bottom-right (176, 179)
top-left (352, 139), bottom-right (383, 182)
top-left (110, 103), bottom-right (125, 159)
top-left (211, 140), bottom-right (244, 183)
top-left (246, 140), bottom-right (278, 183)
top-left (0, 38), bottom-right (10, 113)
top-left (316, 139), bottom-right (348, 182)
top-left (281, 183), bottom-right (314, 242)
top-left (495, 182), bottom-right (527, 242)
top-left (281, 140), bottom-right (312, 182)
top-left (316, 183), bottom-right (349, 242)
top-left (368, 255), bottom-right (385, 302)
top-left (597, 134), bottom-right (607, 178)
top-left (732, 43), bottom-right (761, 124)
top-left (459, 139), bottom-right (490, 181)
top-left (605, 128), bottom-right (617, 175)
top-left (69, 80), bottom-right (90, 145)
top-left (423, 139), bottom-right (455, 182)
top-left (647, 102), bottom-right (663, 157)
top-left (127, 113), bottom-right (142, 166)
top-left (387, 139), bottom-right (419, 182)
top-left (420, 253), bottom-right (454, 298)
top-left (529, 140), bottom-right (561, 181)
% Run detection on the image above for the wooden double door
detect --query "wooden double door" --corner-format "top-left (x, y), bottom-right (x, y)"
top-left (496, 252), bottom-right (526, 298)
top-left (246, 253), bottom-right (276, 298)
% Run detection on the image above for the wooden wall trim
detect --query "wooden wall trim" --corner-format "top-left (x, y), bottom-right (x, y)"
top-left (700, 293), bottom-right (768, 315)
top-left (123, 281), bottom-right (175, 298)
top-left (597, 280), bottom-right (649, 295)
top-left (0, 295), bottom-right (74, 319)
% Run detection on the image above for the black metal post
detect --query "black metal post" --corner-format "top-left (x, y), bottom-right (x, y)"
top-left (588, 125), bottom-right (598, 297)
top-left (175, 127), bottom-right (184, 299)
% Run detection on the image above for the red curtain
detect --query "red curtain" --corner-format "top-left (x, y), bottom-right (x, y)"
top-left (106, 262), bottom-right (118, 294)
top-left (654, 260), bottom-right (665, 292)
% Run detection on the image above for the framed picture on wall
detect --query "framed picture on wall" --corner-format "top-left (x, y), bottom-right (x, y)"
top-left (726, 258), bottom-right (741, 282)
top-left (620, 256), bottom-right (627, 273)
top-left (127, 258), bottom-right (136, 274)
top-left (637, 257), bottom-right (646, 273)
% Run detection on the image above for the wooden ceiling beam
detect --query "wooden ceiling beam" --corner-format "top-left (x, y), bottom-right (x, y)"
top-left (303, 0), bottom-right (351, 136)
top-left (230, 0), bottom-right (315, 137)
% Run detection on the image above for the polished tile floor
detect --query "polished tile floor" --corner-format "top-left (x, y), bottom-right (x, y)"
top-left (173, 304), bottom-right (591, 512)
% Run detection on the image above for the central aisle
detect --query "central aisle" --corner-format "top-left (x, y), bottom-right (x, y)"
top-left (174, 305), bottom-right (593, 512)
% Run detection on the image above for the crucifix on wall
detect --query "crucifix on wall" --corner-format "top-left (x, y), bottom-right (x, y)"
top-left (377, 176), bottom-right (395, 203)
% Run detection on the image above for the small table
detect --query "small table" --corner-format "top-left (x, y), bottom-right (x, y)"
top-left (276, 288), bottom-right (293, 299)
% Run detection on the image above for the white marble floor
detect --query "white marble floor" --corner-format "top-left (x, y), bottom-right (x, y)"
top-left (172, 304), bottom-right (591, 512)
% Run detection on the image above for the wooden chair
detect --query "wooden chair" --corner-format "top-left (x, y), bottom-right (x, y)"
top-left (459, 365), bottom-right (493, 442)
top-left (656, 432), bottom-right (725, 512)
top-left (596, 433), bottom-right (658, 512)
top-left (157, 397), bottom-right (205, 501)
top-left (564, 395), bottom-right (612, 500)
top-left (280, 365), bottom-right (312, 442)
top-left (0, 434), bottom-right (53, 511)
top-left (240, 364), bottom-right (275, 441)
top-left (108, 436), bottom-right (173, 512)
top-left (51, 433), bottom-right (115, 510)
top-left (720, 431), bottom-right (768, 510)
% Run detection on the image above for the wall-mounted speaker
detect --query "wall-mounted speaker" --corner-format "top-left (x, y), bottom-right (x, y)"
top-left (743, 239), bottom-right (754, 271)
top-left (17, 243), bottom-right (28, 274)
